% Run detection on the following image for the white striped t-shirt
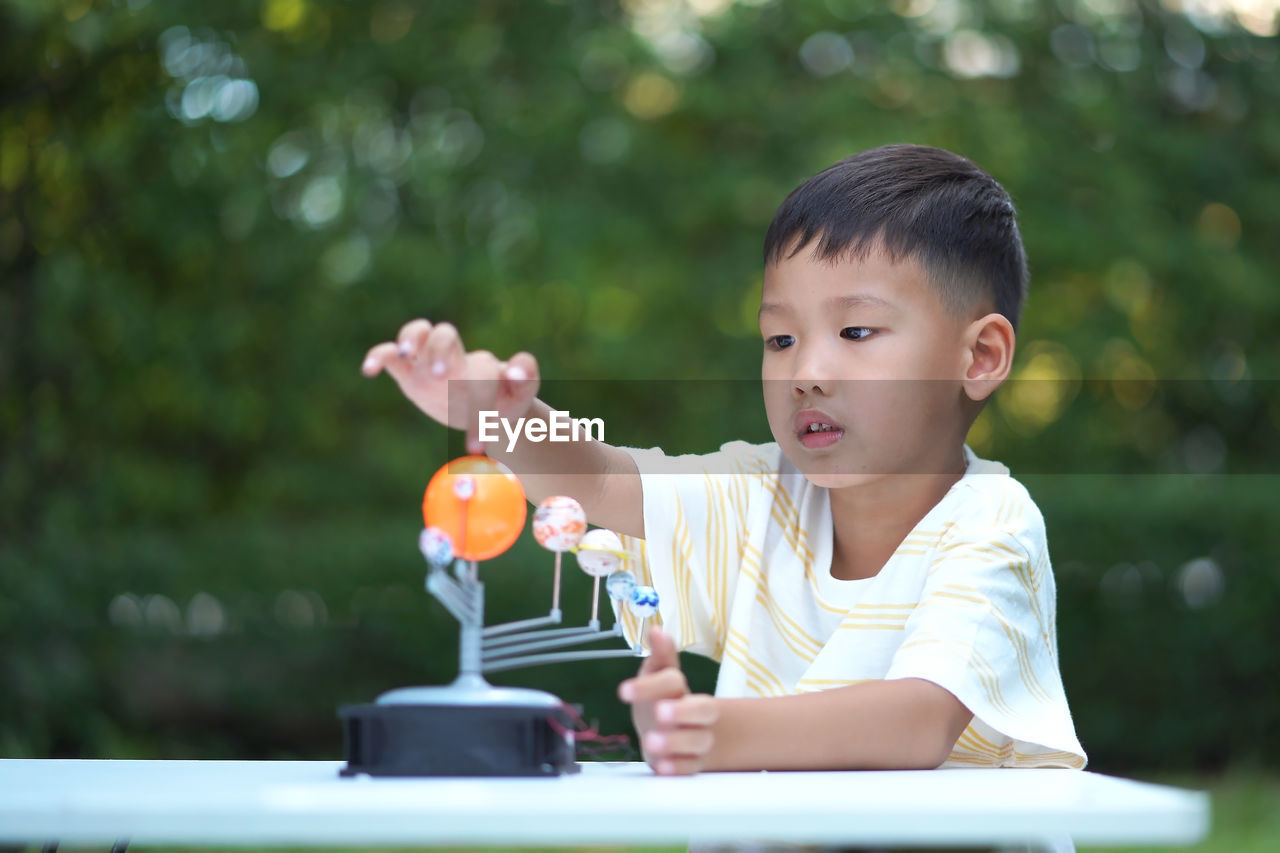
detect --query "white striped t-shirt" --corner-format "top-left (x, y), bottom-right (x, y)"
top-left (610, 440), bottom-right (1087, 770)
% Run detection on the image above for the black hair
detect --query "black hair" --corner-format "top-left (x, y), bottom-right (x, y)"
top-left (763, 144), bottom-right (1028, 331)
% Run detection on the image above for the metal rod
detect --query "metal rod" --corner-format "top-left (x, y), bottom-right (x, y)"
top-left (482, 647), bottom-right (645, 673)
top-left (427, 573), bottom-right (476, 624)
top-left (425, 567), bottom-right (464, 601)
top-left (430, 583), bottom-right (473, 623)
top-left (552, 550), bottom-right (562, 612)
top-left (482, 612), bottom-right (562, 638)
top-left (457, 565), bottom-right (483, 678)
top-left (484, 623), bottom-right (598, 647)
top-left (425, 566), bottom-right (461, 596)
top-left (482, 624), bottom-right (623, 660)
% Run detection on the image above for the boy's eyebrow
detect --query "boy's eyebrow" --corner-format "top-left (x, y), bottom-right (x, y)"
top-left (758, 293), bottom-right (896, 318)
top-left (830, 293), bottom-right (897, 311)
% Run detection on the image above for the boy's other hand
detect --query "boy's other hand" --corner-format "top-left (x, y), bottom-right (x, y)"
top-left (361, 318), bottom-right (540, 454)
top-left (617, 626), bottom-right (718, 776)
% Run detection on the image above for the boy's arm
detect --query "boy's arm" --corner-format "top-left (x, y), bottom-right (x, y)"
top-left (622, 629), bottom-right (971, 774)
top-left (363, 319), bottom-right (644, 538)
top-left (702, 678), bottom-right (973, 772)
top-left (487, 398), bottom-right (644, 539)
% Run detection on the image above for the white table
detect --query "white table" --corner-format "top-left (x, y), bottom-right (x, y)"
top-left (0, 759), bottom-right (1208, 850)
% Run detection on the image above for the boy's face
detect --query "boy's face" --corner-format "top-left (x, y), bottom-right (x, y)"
top-left (759, 241), bottom-right (977, 489)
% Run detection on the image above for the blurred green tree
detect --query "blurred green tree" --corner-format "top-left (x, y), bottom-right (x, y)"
top-left (1, 0), bottom-right (1277, 772)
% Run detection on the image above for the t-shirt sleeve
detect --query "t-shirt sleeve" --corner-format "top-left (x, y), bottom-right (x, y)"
top-left (883, 513), bottom-right (1088, 769)
top-left (609, 441), bottom-right (773, 661)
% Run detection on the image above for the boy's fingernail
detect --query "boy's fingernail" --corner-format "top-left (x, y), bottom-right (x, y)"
top-left (362, 358), bottom-right (376, 374)
top-left (506, 365), bottom-right (527, 381)
top-left (657, 702), bottom-right (674, 722)
top-left (646, 732), bottom-right (666, 750)
top-left (398, 341), bottom-right (413, 357)
top-left (431, 360), bottom-right (447, 376)
top-left (620, 683), bottom-right (634, 701)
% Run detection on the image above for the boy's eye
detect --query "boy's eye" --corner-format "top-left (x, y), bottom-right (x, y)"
top-left (841, 327), bottom-right (873, 341)
top-left (765, 334), bottom-right (795, 351)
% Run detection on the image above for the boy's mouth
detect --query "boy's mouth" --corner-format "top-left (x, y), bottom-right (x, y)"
top-left (795, 410), bottom-right (845, 449)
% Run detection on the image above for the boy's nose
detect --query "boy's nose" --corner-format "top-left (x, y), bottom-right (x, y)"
top-left (792, 378), bottom-right (831, 397)
top-left (790, 346), bottom-right (834, 396)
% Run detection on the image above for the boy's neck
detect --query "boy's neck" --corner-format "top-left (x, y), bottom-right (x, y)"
top-left (826, 444), bottom-right (968, 581)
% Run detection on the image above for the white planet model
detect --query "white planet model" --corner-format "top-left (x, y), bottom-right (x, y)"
top-left (575, 528), bottom-right (623, 577)
top-left (606, 569), bottom-right (637, 601)
top-left (532, 495), bottom-right (587, 553)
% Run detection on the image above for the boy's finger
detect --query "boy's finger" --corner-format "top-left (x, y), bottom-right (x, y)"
top-left (638, 626), bottom-right (679, 675)
top-left (654, 694), bottom-right (719, 727)
top-left (505, 351), bottom-right (539, 383)
top-left (618, 667), bottom-right (688, 703)
top-left (650, 755), bottom-right (702, 776)
top-left (643, 727), bottom-right (714, 760)
top-left (498, 351), bottom-right (540, 419)
top-left (396, 319), bottom-right (433, 359)
top-left (463, 352), bottom-right (501, 455)
top-left (362, 342), bottom-right (402, 377)
top-left (423, 322), bottom-right (464, 379)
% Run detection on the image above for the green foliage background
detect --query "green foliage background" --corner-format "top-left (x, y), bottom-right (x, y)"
top-left (2, 0), bottom-right (1278, 775)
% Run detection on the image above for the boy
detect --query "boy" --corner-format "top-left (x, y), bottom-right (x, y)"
top-left (361, 144), bottom-right (1087, 777)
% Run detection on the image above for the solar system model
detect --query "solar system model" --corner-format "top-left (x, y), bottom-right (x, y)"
top-left (339, 455), bottom-right (660, 777)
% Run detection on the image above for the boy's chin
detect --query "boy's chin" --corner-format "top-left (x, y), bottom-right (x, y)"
top-left (795, 469), bottom-right (878, 490)
top-left (780, 446), bottom-right (876, 489)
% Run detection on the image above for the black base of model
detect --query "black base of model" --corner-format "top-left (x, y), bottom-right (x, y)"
top-left (338, 701), bottom-right (580, 777)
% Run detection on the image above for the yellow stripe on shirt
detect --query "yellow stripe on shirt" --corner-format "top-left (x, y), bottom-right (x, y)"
top-left (743, 554), bottom-right (826, 654)
top-left (726, 627), bottom-right (787, 695)
top-left (671, 494), bottom-right (697, 647)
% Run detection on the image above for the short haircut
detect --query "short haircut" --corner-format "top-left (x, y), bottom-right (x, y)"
top-left (763, 144), bottom-right (1028, 332)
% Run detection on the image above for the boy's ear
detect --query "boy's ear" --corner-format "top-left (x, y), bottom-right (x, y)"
top-left (961, 313), bottom-right (1015, 402)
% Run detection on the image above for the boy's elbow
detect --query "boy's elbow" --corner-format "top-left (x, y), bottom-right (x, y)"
top-left (920, 731), bottom-right (958, 769)
top-left (917, 704), bottom-right (973, 769)
top-left (889, 681), bottom-right (972, 769)
top-left (891, 722), bottom-right (962, 770)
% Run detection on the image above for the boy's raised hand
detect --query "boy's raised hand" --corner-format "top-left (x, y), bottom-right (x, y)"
top-left (617, 627), bottom-right (719, 776)
top-left (361, 319), bottom-right (539, 454)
